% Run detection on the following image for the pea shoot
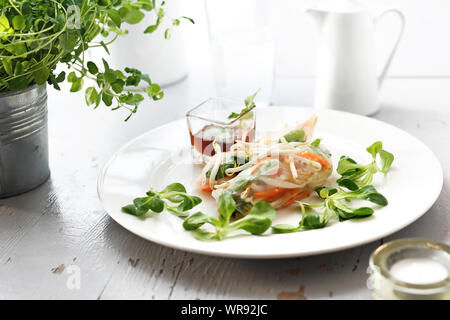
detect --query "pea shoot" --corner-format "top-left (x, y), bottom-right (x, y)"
top-left (0, 0), bottom-right (194, 121)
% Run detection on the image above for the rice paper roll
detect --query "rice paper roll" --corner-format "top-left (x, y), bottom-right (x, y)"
top-left (197, 115), bottom-right (333, 210)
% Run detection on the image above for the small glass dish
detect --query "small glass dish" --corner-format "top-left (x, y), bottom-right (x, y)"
top-left (367, 238), bottom-right (450, 300)
top-left (186, 97), bottom-right (256, 164)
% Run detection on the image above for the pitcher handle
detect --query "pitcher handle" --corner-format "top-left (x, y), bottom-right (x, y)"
top-left (375, 8), bottom-right (405, 87)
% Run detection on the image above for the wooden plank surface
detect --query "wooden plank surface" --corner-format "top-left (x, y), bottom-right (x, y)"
top-left (0, 77), bottom-right (448, 299)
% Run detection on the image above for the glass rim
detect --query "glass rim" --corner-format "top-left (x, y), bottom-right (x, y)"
top-left (185, 97), bottom-right (256, 126)
top-left (369, 238), bottom-right (450, 292)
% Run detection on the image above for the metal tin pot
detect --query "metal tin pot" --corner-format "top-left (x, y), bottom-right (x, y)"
top-left (0, 84), bottom-right (49, 198)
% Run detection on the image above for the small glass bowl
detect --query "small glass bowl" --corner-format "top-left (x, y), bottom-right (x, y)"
top-left (185, 97), bottom-right (256, 164)
top-left (367, 238), bottom-right (450, 300)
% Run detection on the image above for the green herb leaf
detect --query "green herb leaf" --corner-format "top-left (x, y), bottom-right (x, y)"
top-left (14, 62), bottom-right (24, 76)
top-left (366, 141), bottom-right (383, 158)
top-left (7, 77), bottom-right (28, 91)
top-left (107, 9), bottom-right (122, 28)
top-left (32, 66), bottom-right (50, 85)
top-left (336, 141), bottom-right (394, 188)
top-left (111, 79), bottom-right (124, 94)
top-left (122, 183), bottom-right (202, 219)
top-left (123, 9), bottom-right (145, 24)
top-left (2, 58), bottom-right (13, 76)
top-left (148, 196), bottom-right (165, 213)
top-left (144, 24), bottom-right (158, 34)
top-left (67, 71), bottom-right (77, 83)
top-left (218, 192), bottom-right (236, 226)
top-left (336, 156), bottom-right (360, 176)
top-left (12, 15), bottom-right (26, 31)
top-left (162, 182), bottom-right (186, 195)
top-left (272, 224), bottom-right (300, 234)
top-left (87, 61), bottom-right (98, 75)
top-left (229, 201), bottom-right (276, 235)
top-left (101, 90), bottom-right (113, 106)
top-left (365, 192), bottom-right (388, 206)
top-left (166, 206), bottom-right (191, 218)
top-left (122, 204), bottom-right (138, 215)
top-left (55, 71), bottom-right (66, 83)
top-left (193, 230), bottom-right (219, 241)
top-left (177, 195), bottom-right (202, 212)
top-left (310, 138), bottom-right (322, 147)
top-left (4, 42), bottom-right (23, 56)
top-left (0, 15), bottom-right (10, 31)
top-left (181, 16), bottom-right (195, 24)
top-left (337, 178), bottom-right (359, 191)
top-left (378, 149), bottom-right (394, 173)
top-left (302, 213), bottom-right (327, 229)
top-left (315, 186), bottom-right (338, 199)
top-left (102, 58), bottom-right (110, 71)
top-left (228, 90), bottom-right (259, 119)
top-left (70, 78), bottom-right (83, 92)
top-left (104, 69), bottom-right (117, 83)
top-left (164, 28), bottom-right (171, 39)
top-left (100, 41), bottom-right (110, 54)
top-left (281, 129), bottom-right (306, 143)
top-left (85, 87), bottom-right (98, 106)
top-left (60, 32), bottom-right (78, 52)
top-left (183, 212), bottom-right (214, 231)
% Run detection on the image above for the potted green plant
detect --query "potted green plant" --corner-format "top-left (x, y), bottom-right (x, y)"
top-left (0, 0), bottom-right (193, 197)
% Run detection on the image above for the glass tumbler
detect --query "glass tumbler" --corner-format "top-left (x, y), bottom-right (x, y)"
top-left (205, 0), bottom-right (275, 106)
top-left (186, 97), bottom-right (256, 164)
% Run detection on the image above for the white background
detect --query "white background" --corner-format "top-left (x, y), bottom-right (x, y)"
top-left (179, 0), bottom-right (450, 78)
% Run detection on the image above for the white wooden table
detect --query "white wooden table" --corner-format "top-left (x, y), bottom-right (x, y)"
top-left (0, 75), bottom-right (448, 299)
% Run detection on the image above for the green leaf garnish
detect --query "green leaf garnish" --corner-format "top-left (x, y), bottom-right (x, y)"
top-left (271, 140), bottom-right (394, 235)
top-left (123, 141), bottom-right (394, 240)
top-left (279, 129), bottom-right (306, 143)
top-left (228, 90), bottom-right (259, 119)
top-left (183, 192), bottom-right (277, 241)
top-left (121, 183), bottom-right (202, 218)
top-left (310, 138), bottom-right (322, 147)
top-left (337, 141), bottom-right (394, 188)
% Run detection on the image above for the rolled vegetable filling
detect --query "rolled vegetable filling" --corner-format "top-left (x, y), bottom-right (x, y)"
top-left (196, 115), bottom-right (333, 210)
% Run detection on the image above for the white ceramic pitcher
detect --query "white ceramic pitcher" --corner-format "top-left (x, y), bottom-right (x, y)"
top-left (306, 6), bottom-right (405, 115)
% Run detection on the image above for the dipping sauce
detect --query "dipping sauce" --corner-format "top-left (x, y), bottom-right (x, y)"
top-left (189, 124), bottom-right (256, 157)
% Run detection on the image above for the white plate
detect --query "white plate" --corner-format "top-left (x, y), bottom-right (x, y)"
top-left (98, 107), bottom-right (443, 258)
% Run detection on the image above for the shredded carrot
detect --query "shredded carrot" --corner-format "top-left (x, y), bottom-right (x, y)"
top-left (282, 190), bottom-right (310, 207)
top-left (200, 180), bottom-right (212, 193)
top-left (297, 152), bottom-right (329, 169)
top-left (251, 156), bottom-right (270, 174)
top-left (253, 187), bottom-right (288, 201)
top-left (265, 193), bottom-right (288, 202)
top-left (251, 163), bottom-right (262, 175)
top-left (273, 168), bottom-right (283, 177)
